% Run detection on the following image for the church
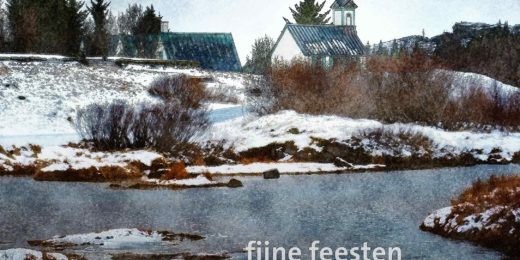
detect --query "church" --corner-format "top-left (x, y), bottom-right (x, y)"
top-left (108, 22), bottom-right (242, 72)
top-left (271, 0), bottom-right (365, 67)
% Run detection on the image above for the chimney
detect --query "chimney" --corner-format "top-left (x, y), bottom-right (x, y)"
top-left (161, 21), bottom-right (170, 33)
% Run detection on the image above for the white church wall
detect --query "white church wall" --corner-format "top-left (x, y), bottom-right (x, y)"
top-left (271, 31), bottom-right (307, 63)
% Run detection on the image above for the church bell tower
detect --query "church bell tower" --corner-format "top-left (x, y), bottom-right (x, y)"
top-left (331, 0), bottom-right (358, 26)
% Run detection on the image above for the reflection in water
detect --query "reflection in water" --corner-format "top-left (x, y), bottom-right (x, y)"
top-left (1, 165), bottom-right (518, 259)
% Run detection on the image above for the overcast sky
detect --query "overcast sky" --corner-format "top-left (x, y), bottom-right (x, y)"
top-left (110, 0), bottom-right (520, 64)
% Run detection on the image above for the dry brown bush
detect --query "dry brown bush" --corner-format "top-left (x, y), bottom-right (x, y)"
top-left (248, 51), bottom-right (520, 129)
top-left (148, 75), bottom-right (208, 109)
top-left (75, 101), bottom-right (209, 154)
top-left (451, 175), bottom-right (520, 213)
top-left (160, 162), bottom-right (189, 180)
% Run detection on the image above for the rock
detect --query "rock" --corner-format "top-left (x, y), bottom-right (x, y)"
top-left (333, 157), bottom-right (354, 168)
top-left (227, 178), bottom-right (243, 188)
top-left (263, 169), bottom-right (280, 179)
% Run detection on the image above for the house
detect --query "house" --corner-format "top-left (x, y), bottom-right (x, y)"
top-left (109, 27), bottom-right (242, 72)
top-left (271, 0), bottom-right (365, 67)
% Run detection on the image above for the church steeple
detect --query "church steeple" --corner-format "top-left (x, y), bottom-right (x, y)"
top-left (331, 0), bottom-right (358, 26)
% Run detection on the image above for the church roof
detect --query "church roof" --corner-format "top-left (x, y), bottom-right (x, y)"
top-left (160, 33), bottom-right (241, 71)
top-left (108, 33), bottom-right (241, 72)
top-left (331, 0), bottom-right (358, 9)
top-left (285, 24), bottom-right (365, 56)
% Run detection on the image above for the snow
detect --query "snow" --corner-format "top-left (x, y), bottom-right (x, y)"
top-left (0, 54), bottom-right (69, 60)
top-left (423, 206), bottom-right (452, 228)
top-left (423, 205), bottom-right (520, 235)
top-left (0, 249), bottom-right (67, 260)
top-left (1, 146), bottom-right (163, 172)
top-left (44, 228), bottom-right (164, 249)
top-left (0, 61), bottom-right (248, 146)
top-left (187, 162), bottom-right (384, 175)
top-left (200, 110), bottom-right (520, 160)
top-left (451, 71), bottom-right (519, 96)
top-left (208, 103), bottom-right (243, 110)
top-left (144, 175), bottom-right (216, 186)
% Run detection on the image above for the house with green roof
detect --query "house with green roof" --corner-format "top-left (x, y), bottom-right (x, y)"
top-left (109, 31), bottom-right (242, 72)
top-left (271, 0), bottom-right (365, 67)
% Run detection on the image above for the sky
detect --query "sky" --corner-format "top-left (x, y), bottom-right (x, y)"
top-left (110, 0), bottom-right (520, 64)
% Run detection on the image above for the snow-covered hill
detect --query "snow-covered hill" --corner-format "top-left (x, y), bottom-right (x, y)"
top-left (0, 60), bottom-right (248, 145)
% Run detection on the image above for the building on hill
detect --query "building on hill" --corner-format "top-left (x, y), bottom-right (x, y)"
top-left (271, 0), bottom-right (365, 67)
top-left (109, 29), bottom-right (241, 72)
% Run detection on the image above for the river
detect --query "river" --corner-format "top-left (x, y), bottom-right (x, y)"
top-left (1, 164), bottom-right (519, 259)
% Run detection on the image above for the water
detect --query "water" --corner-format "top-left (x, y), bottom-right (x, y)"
top-left (1, 165), bottom-right (519, 259)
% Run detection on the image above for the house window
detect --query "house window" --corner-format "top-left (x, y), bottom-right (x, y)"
top-left (321, 56), bottom-right (333, 69)
top-left (346, 13), bottom-right (353, 26)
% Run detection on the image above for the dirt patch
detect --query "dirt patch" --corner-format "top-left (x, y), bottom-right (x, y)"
top-left (0, 65), bottom-right (10, 76)
top-left (0, 164), bottom-right (39, 177)
top-left (34, 165), bottom-right (142, 182)
top-left (117, 180), bottom-right (241, 191)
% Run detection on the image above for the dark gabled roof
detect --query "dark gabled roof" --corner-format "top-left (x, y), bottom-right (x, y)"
top-left (285, 24), bottom-right (365, 56)
top-left (160, 33), bottom-right (241, 72)
top-left (108, 33), bottom-right (241, 72)
top-left (331, 0), bottom-right (358, 9)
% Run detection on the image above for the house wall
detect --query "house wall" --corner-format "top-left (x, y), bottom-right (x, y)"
top-left (271, 31), bottom-right (307, 63)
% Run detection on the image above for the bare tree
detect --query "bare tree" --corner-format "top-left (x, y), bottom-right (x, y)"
top-left (117, 3), bottom-right (142, 35)
top-left (106, 11), bottom-right (118, 35)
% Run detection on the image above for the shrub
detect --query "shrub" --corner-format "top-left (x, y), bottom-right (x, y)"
top-left (75, 101), bottom-right (209, 153)
top-left (356, 127), bottom-right (434, 156)
top-left (451, 175), bottom-right (520, 213)
top-left (248, 51), bottom-right (520, 130)
top-left (148, 75), bottom-right (208, 109)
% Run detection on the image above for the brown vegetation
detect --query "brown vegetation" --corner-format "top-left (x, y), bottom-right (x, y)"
top-left (451, 175), bottom-right (520, 213)
top-left (76, 75), bottom-right (211, 154)
top-left (148, 75), bottom-right (208, 109)
top-left (75, 101), bottom-right (209, 154)
top-left (422, 175), bottom-right (520, 257)
top-left (33, 165), bottom-right (142, 182)
top-left (248, 51), bottom-right (520, 130)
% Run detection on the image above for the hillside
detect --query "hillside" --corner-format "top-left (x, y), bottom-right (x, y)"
top-left (370, 21), bottom-right (520, 88)
top-left (1, 59), bottom-right (520, 176)
top-left (370, 21), bottom-right (520, 55)
top-left (0, 59), bottom-right (247, 146)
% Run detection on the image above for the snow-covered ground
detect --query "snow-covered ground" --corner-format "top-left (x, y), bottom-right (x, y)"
top-left (200, 110), bottom-right (520, 160)
top-left (187, 162), bottom-right (384, 175)
top-left (0, 249), bottom-right (66, 260)
top-left (451, 71), bottom-right (519, 96)
top-left (143, 174), bottom-right (217, 186)
top-left (2, 60), bottom-right (520, 176)
top-left (41, 228), bottom-right (166, 249)
top-left (0, 145), bottom-right (162, 173)
top-left (0, 61), bottom-right (248, 146)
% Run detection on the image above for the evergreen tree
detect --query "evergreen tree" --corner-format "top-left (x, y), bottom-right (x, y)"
top-left (133, 5), bottom-right (161, 58)
top-left (243, 35), bottom-right (274, 75)
top-left (390, 39), bottom-right (400, 58)
top-left (6, 0), bottom-right (40, 52)
top-left (0, 0), bottom-right (6, 51)
top-left (6, 0), bottom-right (87, 54)
top-left (106, 11), bottom-right (118, 35)
top-left (376, 40), bottom-right (385, 56)
top-left (64, 0), bottom-right (88, 56)
top-left (88, 0), bottom-right (110, 59)
top-left (290, 0), bottom-right (330, 25)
